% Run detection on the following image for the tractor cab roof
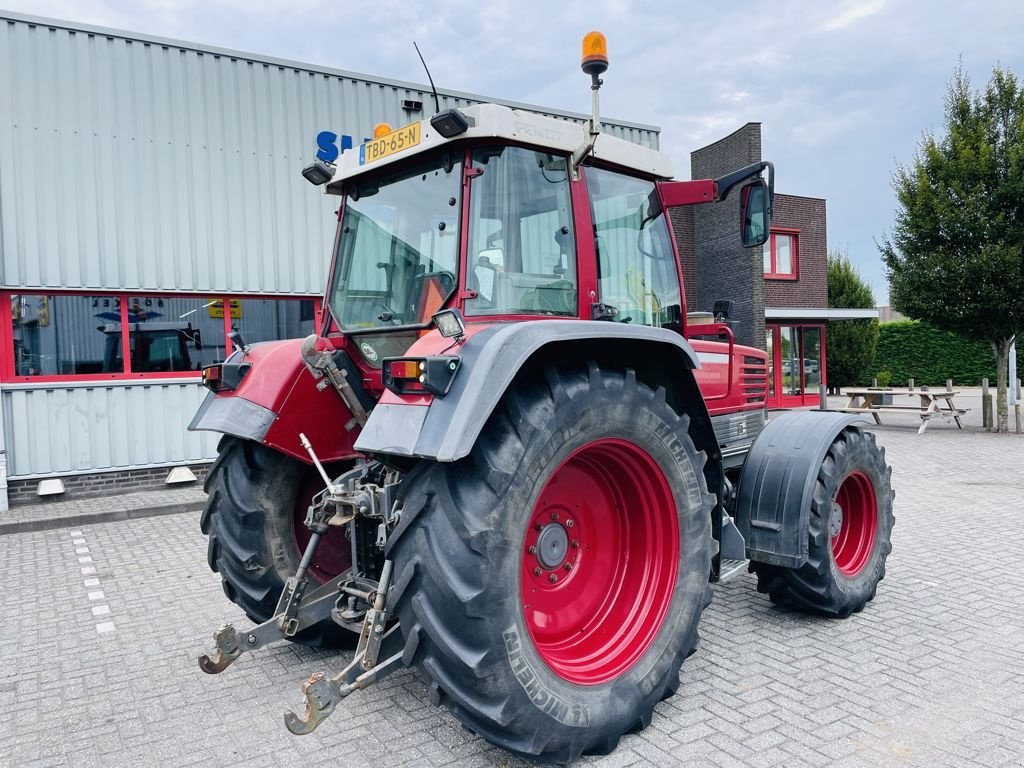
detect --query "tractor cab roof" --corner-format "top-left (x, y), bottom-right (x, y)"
top-left (325, 103), bottom-right (673, 194)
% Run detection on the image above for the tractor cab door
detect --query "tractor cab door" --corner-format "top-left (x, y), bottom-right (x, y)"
top-left (463, 146), bottom-right (579, 318)
top-left (584, 166), bottom-right (683, 331)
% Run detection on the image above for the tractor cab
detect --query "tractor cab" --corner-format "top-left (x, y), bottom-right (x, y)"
top-left (316, 101), bottom-right (771, 390)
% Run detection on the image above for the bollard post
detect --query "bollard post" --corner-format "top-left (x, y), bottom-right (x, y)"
top-left (982, 378), bottom-right (992, 430)
top-left (872, 377), bottom-right (878, 388)
top-left (1016, 378), bottom-right (1022, 434)
top-left (819, 381), bottom-right (828, 411)
top-left (908, 378), bottom-right (915, 391)
top-left (947, 379), bottom-right (953, 392)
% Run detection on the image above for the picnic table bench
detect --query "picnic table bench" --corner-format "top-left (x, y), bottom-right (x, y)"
top-left (837, 388), bottom-right (969, 434)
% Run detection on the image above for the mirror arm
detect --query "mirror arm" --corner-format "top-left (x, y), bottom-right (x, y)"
top-left (715, 160), bottom-right (774, 213)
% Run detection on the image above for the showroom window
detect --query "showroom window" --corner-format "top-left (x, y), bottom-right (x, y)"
top-left (3, 293), bottom-right (319, 381)
top-left (763, 229), bottom-right (799, 279)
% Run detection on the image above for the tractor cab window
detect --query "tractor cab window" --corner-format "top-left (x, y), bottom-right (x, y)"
top-left (465, 146), bottom-right (577, 317)
top-left (329, 155), bottom-right (461, 331)
top-left (586, 167), bottom-right (681, 327)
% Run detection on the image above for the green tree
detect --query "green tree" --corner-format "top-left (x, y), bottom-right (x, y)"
top-left (826, 249), bottom-right (879, 392)
top-left (882, 65), bottom-right (1024, 432)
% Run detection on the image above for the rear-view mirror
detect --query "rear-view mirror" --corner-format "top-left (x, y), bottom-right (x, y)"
top-left (740, 180), bottom-right (769, 248)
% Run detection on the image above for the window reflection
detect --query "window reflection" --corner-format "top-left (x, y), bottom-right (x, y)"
top-left (11, 295), bottom-right (123, 375)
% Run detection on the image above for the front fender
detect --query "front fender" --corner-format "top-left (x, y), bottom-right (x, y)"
top-left (734, 410), bottom-right (870, 568)
top-left (354, 320), bottom-right (701, 462)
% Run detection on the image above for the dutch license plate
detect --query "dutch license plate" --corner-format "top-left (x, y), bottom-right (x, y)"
top-left (360, 123), bottom-right (421, 165)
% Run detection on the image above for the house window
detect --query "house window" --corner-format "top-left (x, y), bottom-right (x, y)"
top-left (763, 230), bottom-right (798, 279)
top-left (3, 292), bottom-right (319, 381)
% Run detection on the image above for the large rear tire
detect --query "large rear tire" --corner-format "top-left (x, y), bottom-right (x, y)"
top-left (200, 436), bottom-right (354, 647)
top-left (386, 363), bottom-right (714, 763)
top-left (750, 427), bottom-right (894, 617)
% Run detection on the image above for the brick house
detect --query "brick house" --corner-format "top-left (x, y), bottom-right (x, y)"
top-left (674, 123), bottom-right (876, 408)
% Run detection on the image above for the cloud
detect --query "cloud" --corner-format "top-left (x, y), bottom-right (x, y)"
top-left (820, 0), bottom-right (888, 32)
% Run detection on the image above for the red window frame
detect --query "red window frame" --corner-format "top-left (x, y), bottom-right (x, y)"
top-left (764, 228), bottom-right (799, 280)
top-left (1, 291), bottom-right (321, 383)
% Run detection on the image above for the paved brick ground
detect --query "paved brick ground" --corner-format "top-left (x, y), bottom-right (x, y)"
top-left (1, 407), bottom-right (1022, 767)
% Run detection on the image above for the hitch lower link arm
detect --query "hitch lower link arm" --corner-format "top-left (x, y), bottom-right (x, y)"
top-left (198, 495), bottom-right (339, 675)
top-left (283, 560), bottom-right (404, 735)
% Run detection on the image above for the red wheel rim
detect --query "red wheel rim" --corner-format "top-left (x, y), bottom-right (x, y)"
top-left (520, 438), bottom-right (680, 685)
top-left (291, 466), bottom-right (352, 583)
top-left (831, 470), bottom-right (878, 577)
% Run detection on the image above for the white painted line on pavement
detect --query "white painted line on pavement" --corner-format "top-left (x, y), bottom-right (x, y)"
top-left (70, 531), bottom-right (115, 634)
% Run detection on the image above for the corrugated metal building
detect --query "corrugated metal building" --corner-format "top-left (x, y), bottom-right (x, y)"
top-left (0, 12), bottom-right (660, 506)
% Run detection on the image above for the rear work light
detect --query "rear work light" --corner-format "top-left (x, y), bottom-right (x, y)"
top-left (383, 356), bottom-right (461, 396)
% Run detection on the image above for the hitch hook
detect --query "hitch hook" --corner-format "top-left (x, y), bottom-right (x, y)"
top-left (283, 672), bottom-right (345, 735)
top-left (198, 624), bottom-right (242, 674)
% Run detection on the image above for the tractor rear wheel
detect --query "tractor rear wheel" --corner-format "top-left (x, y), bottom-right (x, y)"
top-left (386, 363), bottom-right (714, 763)
top-left (750, 427), bottom-right (894, 617)
top-left (200, 436), bottom-right (354, 647)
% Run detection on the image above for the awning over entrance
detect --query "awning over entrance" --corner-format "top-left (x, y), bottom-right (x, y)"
top-left (765, 307), bottom-right (879, 321)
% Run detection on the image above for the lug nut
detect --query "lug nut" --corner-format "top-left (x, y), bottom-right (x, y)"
top-left (247, 634), bottom-right (257, 645)
top-left (550, 512), bottom-right (559, 521)
top-left (564, 562), bottom-right (573, 571)
top-left (534, 567), bottom-right (542, 577)
top-left (535, 524), bottom-right (543, 531)
top-left (571, 540), bottom-right (580, 549)
top-left (566, 519), bottom-right (574, 528)
top-left (528, 545), bottom-right (537, 555)
top-left (548, 574), bottom-right (558, 583)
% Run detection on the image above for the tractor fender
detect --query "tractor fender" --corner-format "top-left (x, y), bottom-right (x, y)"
top-left (188, 339), bottom-right (365, 464)
top-left (354, 320), bottom-right (703, 463)
top-left (734, 410), bottom-right (870, 568)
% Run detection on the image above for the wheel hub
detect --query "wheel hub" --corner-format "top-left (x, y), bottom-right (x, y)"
top-left (535, 523), bottom-right (569, 568)
top-left (830, 503), bottom-right (844, 538)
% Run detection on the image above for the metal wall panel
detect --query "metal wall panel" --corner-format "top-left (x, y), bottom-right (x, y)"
top-left (1, 381), bottom-right (219, 477)
top-left (0, 13), bottom-right (660, 295)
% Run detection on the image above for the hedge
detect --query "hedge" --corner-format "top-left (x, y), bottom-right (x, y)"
top-left (865, 320), bottom-right (997, 386)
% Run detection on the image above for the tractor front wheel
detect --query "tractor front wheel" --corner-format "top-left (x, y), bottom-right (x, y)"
top-left (200, 436), bottom-right (353, 647)
top-left (751, 427), bottom-right (894, 617)
top-left (386, 363), bottom-right (714, 762)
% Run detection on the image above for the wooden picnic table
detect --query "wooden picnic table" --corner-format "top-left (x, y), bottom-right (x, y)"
top-left (837, 388), bottom-right (969, 434)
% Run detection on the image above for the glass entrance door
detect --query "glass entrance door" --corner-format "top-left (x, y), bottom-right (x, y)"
top-left (765, 324), bottom-right (826, 408)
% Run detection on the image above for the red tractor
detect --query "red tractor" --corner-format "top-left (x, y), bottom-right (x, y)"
top-left (193, 33), bottom-right (894, 763)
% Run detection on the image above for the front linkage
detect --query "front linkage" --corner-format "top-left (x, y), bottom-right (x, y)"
top-left (198, 435), bottom-right (403, 734)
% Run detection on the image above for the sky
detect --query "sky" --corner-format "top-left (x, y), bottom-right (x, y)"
top-left (3, 0), bottom-right (1023, 304)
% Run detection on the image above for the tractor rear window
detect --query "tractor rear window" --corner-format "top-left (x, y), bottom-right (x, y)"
top-left (329, 156), bottom-right (462, 331)
top-left (465, 146), bottom-right (578, 317)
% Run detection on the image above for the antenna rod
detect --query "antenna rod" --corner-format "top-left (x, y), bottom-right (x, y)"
top-left (413, 42), bottom-right (441, 114)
